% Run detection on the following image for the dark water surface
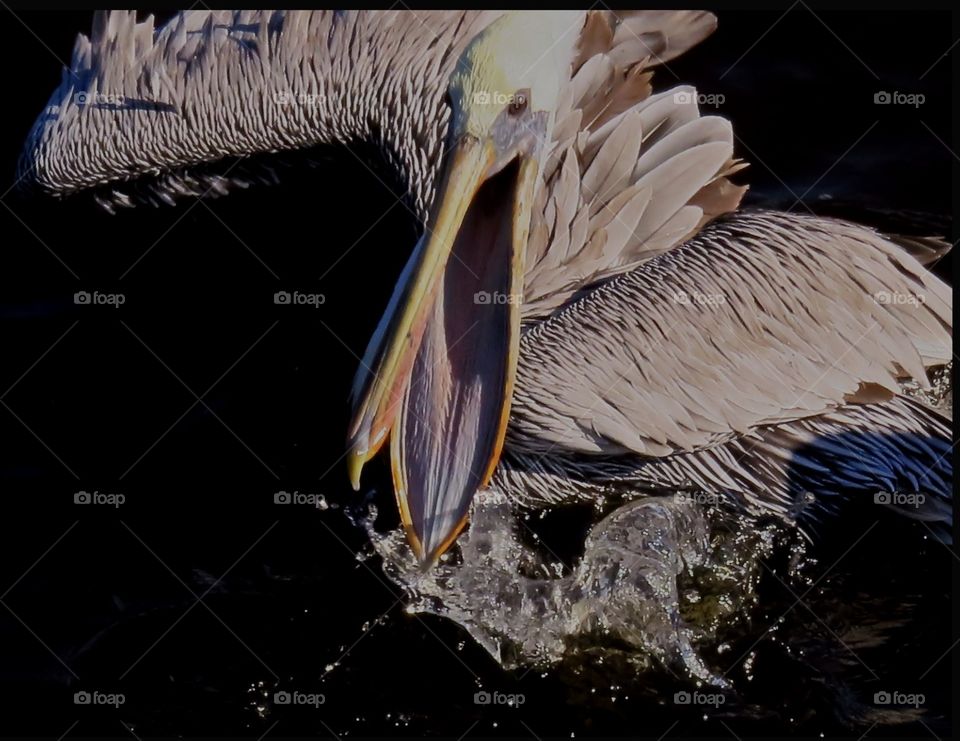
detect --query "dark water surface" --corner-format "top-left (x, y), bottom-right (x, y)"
top-left (0, 8), bottom-right (953, 739)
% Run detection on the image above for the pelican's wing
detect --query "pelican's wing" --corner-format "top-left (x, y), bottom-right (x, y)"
top-left (524, 10), bottom-right (747, 320)
top-left (509, 211), bottom-right (952, 457)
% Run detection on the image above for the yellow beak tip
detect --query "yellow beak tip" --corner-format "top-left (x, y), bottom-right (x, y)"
top-left (347, 451), bottom-right (366, 491)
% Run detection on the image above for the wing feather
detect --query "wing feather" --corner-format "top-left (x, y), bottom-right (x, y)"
top-left (525, 11), bottom-right (746, 319)
top-left (510, 211), bottom-right (952, 457)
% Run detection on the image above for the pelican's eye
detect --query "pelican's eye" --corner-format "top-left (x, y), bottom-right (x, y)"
top-left (508, 90), bottom-right (529, 116)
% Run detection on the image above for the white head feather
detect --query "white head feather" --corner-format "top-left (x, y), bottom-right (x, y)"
top-left (447, 11), bottom-right (585, 142)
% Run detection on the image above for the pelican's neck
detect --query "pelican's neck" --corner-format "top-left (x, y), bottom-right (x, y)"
top-left (21, 10), bottom-right (500, 214)
top-left (296, 11), bottom-right (503, 219)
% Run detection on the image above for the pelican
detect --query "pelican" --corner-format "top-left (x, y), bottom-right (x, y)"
top-left (20, 10), bottom-right (952, 565)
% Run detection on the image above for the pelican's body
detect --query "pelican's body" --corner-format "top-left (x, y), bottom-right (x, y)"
top-left (502, 211), bottom-right (951, 529)
top-left (20, 11), bottom-right (952, 556)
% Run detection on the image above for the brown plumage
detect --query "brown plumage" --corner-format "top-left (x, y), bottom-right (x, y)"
top-left (20, 10), bottom-right (952, 549)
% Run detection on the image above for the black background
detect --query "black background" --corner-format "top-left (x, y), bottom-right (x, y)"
top-left (0, 6), bottom-right (954, 740)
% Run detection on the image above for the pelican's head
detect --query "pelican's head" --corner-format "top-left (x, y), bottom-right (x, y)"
top-left (446, 11), bottom-right (582, 166)
top-left (348, 11), bottom-right (585, 563)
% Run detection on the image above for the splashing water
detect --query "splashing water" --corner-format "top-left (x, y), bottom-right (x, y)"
top-left (357, 489), bottom-right (792, 686)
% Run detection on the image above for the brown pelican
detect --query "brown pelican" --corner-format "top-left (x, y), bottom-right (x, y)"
top-left (20, 10), bottom-right (952, 564)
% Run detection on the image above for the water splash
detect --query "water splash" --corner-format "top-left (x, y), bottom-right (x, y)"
top-left (358, 489), bottom-right (789, 686)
